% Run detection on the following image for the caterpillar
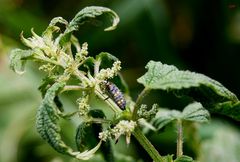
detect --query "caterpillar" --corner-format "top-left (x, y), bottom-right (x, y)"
top-left (101, 81), bottom-right (126, 109)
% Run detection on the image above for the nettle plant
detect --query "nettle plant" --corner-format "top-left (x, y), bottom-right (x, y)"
top-left (9, 6), bottom-right (240, 162)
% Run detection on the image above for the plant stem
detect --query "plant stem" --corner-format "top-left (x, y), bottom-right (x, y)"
top-left (132, 87), bottom-right (150, 120)
top-left (61, 85), bottom-right (90, 92)
top-left (176, 119), bottom-right (183, 157)
top-left (133, 127), bottom-right (164, 162)
top-left (94, 86), bottom-right (122, 114)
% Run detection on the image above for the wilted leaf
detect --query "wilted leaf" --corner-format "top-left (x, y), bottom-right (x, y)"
top-left (59, 6), bottom-right (119, 46)
top-left (36, 82), bottom-right (71, 154)
top-left (9, 49), bottom-right (35, 74)
top-left (42, 17), bottom-right (68, 41)
top-left (68, 6), bottom-right (119, 32)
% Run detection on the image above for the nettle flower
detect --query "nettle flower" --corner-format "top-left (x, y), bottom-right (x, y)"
top-left (111, 120), bottom-right (137, 145)
top-left (77, 96), bottom-right (90, 116)
top-left (99, 130), bottom-right (111, 142)
top-left (96, 60), bottom-right (121, 81)
top-left (99, 120), bottom-right (137, 145)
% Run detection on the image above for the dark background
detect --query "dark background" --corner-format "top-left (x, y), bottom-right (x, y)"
top-left (0, 0), bottom-right (240, 162)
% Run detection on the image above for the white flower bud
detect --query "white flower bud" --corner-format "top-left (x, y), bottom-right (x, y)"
top-left (111, 120), bottom-right (137, 144)
top-left (96, 60), bottom-right (121, 80)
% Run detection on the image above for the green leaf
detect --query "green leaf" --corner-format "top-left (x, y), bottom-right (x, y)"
top-left (59, 6), bottom-right (119, 46)
top-left (68, 6), bottom-right (119, 32)
top-left (152, 102), bottom-right (209, 131)
top-left (36, 82), bottom-right (71, 154)
top-left (36, 82), bottom-right (102, 160)
top-left (182, 102), bottom-right (210, 123)
top-left (137, 61), bottom-right (239, 120)
top-left (96, 52), bottom-right (118, 68)
top-left (42, 17), bottom-right (68, 41)
top-left (174, 155), bottom-right (193, 162)
top-left (38, 76), bottom-right (57, 97)
top-left (75, 122), bottom-right (98, 151)
top-left (96, 52), bottom-right (129, 94)
top-left (9, 49), bottom-right (35, 74)
top-left (101, 139), bottom-right (115, 162)
top-left (152, 109), bottom-right (181, 130)
top-left (210, 101), bottom-right (240, 121)
top-left (75, 109), bottom-right (114, 162)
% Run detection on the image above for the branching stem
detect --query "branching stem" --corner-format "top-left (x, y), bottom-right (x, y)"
top-left (132, 87), bottom-right (150, 120)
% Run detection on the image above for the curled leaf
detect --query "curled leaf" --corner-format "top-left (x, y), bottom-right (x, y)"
top-left (68, 6), bottom-right (119, 32)
top-left (9, 49), bottom-right (35, 74)
top-left (36, 82), bottom-right (71, 154)
top-left (70, 141), bottom-right (102, 160)
top-left (59, 6), bottom-right (119, 46)
top-left (42, 17), bottom-right (68, 40)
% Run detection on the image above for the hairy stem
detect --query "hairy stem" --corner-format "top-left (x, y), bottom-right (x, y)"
top-left (176, 119), bottom-right (183, 157)
top-left (133, 127), bottom-right (164, 162)
top-left (61, 85), bottom-right (90, 92)
top-left (132, 88), bottom-right (150, 120)
top-left (35, 55), bottom-right (64, 67)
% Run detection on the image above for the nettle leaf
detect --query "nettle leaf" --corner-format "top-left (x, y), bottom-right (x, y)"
top-left (59, 6), bottom-right (119, 46)
top-left (68, 6), bottom-right (119, 32)
top-left (211, 101), bottom-right (240, 121)
top-left (152, 102), bottom-right (209, 131)
top-left (75, 109), bottom-right (114, 162)
top-left (36, 82), bottom-right (71, 154)
top-left (37, 82), bottom-right (102, 160)
top-left (152, 109), bottom-right (181, 130)
top-left (96, 52), bottom-right (118, 68)
top-left (174, 155), bottom-right (193, 162)
top-left (42, 17), bottom-right (68, 41)
top-left (9, 49), bottom-right (35, 74)
top-left (182, 102), bottom-right (210, 123)
top-left (96, 52), bottom-right (129, 94)
top-left (137, 61), bottom-right (239, 120)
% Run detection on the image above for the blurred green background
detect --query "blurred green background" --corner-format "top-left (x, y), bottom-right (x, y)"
top-left (1, 0), bottom-right (240, 162)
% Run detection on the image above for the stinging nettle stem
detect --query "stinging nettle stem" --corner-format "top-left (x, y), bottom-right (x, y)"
top-left (133, 127), bottom-right (164, 162)
top-left (132, 87), bottom-right (150, 120)
top-left (176, 119), bottom-right (183, 157)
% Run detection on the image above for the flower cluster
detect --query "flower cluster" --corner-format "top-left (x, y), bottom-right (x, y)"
top-left (98, 120), bottom-right (137, 144)
top-left (96, 60), bottom-right (121, 81)
top-left (137, 104), bottom-right (158, 119)
top-left (76, 95), bottom-right (90, 116)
